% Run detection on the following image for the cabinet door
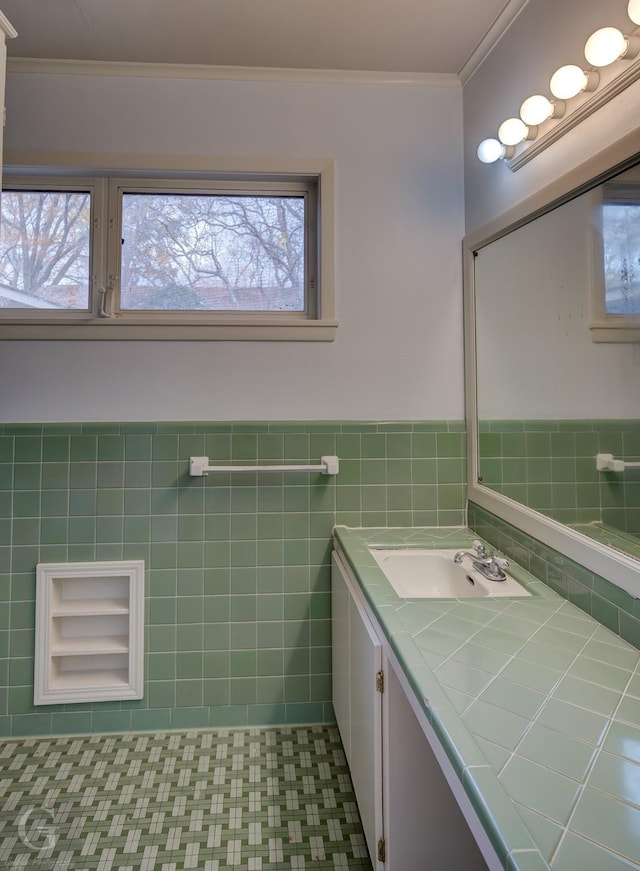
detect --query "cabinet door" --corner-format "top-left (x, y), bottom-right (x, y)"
top-left (383, 662), bottom-right (488, 871)
top-left (331, 552), bottom-right (383, 868)
top-left (348, 575), bottom-right (383, 865)
top-left (331, 551), bottom-right (351, 760)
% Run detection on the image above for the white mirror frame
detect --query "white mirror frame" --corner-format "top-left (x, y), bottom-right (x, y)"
top-left (464, 130), bottom-right (640, 600)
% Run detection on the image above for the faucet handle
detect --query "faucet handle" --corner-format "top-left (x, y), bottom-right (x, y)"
top-left (472, 540), bottom-right (486, 556)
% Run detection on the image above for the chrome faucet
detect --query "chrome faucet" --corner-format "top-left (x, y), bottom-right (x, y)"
top-left (453, 540), bottom-right (509, 582)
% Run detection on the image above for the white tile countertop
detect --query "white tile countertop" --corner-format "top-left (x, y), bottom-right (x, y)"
top-left (332, 525), bottom-right (640, 871)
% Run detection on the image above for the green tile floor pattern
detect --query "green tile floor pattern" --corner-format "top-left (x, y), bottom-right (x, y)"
top-left (0, 725), bottom-right (373, 870)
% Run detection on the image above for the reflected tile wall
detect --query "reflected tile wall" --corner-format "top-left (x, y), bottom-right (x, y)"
top-left (478, 419), bottom-right (640, 534)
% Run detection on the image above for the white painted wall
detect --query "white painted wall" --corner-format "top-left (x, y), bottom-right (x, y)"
top-left (464, 0), bottom-right (640, 233)
top-left (1, 71), bottom-right (465, 423)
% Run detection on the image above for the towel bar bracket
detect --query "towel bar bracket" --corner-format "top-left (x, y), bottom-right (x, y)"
top-left (596, 453), bottom-right (640, 472)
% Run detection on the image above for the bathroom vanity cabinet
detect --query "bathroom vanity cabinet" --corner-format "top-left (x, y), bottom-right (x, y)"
top-left (34, 560), bottom-right (145, 705)
top-left (332, 549), bottom-right (491, 871)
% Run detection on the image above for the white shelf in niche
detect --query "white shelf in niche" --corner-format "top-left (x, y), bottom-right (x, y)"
top-left (35, 560), bottom-right (145, 705)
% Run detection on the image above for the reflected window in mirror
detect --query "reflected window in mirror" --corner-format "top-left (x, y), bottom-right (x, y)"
top-left (591, 168), bottom-right (640, 340)
top-left (603, 181), bottom-right (640, 312)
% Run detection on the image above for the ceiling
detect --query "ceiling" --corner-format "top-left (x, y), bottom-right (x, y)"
top-left (0, 0), bottom-right (524, 77)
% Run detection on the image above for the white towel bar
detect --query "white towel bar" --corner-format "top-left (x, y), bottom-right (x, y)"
top-left (189, 455), bottom-right (340, 477)
top-left (596, 453), bottom-right (640, 472)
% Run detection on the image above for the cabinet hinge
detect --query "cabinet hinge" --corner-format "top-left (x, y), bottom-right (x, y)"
top-left (375, 670), bottom-right (384, 693)
top-left (377, 837), bottom-right (386, 862)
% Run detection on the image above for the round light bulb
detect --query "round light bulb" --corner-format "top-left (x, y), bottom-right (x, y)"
top-left (477, 138), bottom-right (504, 163)
top-left (630, 0), bottom-right (640, 26)
top-left (498, 117), bottom-right (529, 146)
top-left (520, 95), bottom-right (554, 125)
top-left (584, 27), bottom-right (627, 67)
top-left (550, 64), bottom-right (589, 99)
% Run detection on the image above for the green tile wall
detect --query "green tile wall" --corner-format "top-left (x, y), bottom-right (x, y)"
top-left (468, 502), bottom-right (640, 651)
top-left (479, 420), bottom-right (640, 534)
top-left (0, 420), bottom-right (466, 737)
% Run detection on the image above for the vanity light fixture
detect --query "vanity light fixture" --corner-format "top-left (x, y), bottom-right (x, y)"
top-left (549, 65), bottom-right (599, 100)
top-left (476, 138), bottom-right (515, 163)
top-left (498, 117), bottom-right (536, 145)
top-left (519, 94), bottom-right (565, 125)
top-left (584, 26), bottom-right (640, 67)
top-left (476, 0), bottom-right (640, 169)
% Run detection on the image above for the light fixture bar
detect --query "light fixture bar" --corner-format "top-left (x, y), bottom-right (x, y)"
top-left (476, 1), bottom-right (640, 169)
top-left (507, 51), bottom-right (640, 171)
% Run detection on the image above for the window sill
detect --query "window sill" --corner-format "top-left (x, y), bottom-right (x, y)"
top-left (0, 318), bottom-right (338, 341)
top-left (590, 320), bottom-right (640, 342)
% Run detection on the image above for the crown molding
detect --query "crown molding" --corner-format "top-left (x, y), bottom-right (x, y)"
top-left (7, 56), bottom-right (460, 88)
top-left (0, 11), bottom-right (17, 39)
top-left (458, 0), bottom-right (530, 85)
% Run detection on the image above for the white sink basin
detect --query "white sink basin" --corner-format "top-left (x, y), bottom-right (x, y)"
top-left (369, 548), bottom-right (531, 599)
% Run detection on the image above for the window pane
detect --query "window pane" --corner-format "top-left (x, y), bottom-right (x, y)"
top-left (602, 202), bottom-right (640, 314)
top-left (120, 193), bottom-right (306, 312)
top-left (0, 190), bottom-right (91, 310)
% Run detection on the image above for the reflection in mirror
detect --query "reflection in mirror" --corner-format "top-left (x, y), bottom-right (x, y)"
top-left (474, 159), bottom-right (640, 564)
top-left (602, 174), bottom-right (640, 315)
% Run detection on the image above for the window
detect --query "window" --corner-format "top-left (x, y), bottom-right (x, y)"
top-left (0, 172), bottom-right (335, 340)
top-left (590, 173), bottom-right (640, 342)
top-left (0, 188), bottom-right (92, 310)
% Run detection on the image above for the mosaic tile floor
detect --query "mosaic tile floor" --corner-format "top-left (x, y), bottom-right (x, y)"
top-left (0, 726), bottom-right (373, 871)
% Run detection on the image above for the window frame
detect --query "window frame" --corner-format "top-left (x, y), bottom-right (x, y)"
top-left (590, 179), bottom-right (640, 342)
top-left (0, 168), bottom-right (336, 341)
top-left (0, 176), bottom-right (107, 321)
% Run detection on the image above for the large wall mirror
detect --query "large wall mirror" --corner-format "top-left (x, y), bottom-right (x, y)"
top-left (464, 137), bottom-right (640, 599)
